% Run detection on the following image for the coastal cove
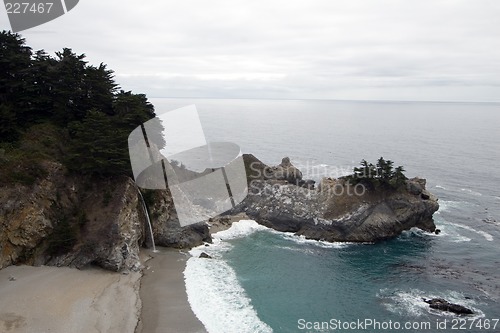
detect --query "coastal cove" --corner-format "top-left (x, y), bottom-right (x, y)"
top-left (161, 98), bottom-right (500, 333)
top-left (1, 14), bottom-right (500, 332)
top-left (0, 98), bottom-right (499, 333)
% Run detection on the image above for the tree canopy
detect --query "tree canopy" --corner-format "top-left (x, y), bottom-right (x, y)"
top-left (0, 30), bottom-right (163, 178)
top-left (345, 157), bottom-right (407, 190)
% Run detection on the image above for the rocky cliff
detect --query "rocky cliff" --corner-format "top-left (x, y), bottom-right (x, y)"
top-left (0, 154), bottom-right (439, 272)
top-left (0, 161), bottom-right (209, 272)
top-left (231, 155), bottom-right (439, 242)
top-left (142, 189), bottom-right (211, 248)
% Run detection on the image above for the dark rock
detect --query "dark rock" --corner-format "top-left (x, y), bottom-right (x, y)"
top-left (207, 213), bottom-right (250, 235)
top-left (146, 189), bottom-right (212, 249)
top-left (421, 193), bottom-right (430, 200)
top-left (298, 179), bottom-right (316, 190)
top-left (423, 298), bottom-right (474, 315)
top-left (0, 160), bottom-right (211, 273)
top-left (0, 163), bottom-right (145, 272)
top-left (243, 154), bottom-right (268, 183)
top-left (407, 178), bottom-right (424, 195)
top-left (435, 229), bottom-right (441, 235)
top-left (263, 157), bottom-right (303, 184)
top-left (199, 252), bottom-right (212, 259)
top-left (230, 155), bottom-right (439, 243)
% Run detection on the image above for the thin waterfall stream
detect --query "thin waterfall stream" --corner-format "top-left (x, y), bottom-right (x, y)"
top-left (137, 189), bottom-right (157, 252)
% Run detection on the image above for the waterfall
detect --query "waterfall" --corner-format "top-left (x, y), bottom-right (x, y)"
top-left (137, 189), bottom-right (157, 252)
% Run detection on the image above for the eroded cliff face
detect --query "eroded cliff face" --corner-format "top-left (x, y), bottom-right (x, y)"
top-left (0, 161), bottom-right (146, 272)
top-left (232, 155), bottom-right (439, 242)
top-left (145, 189), bottom-right (211, 249)
top-left (0, 160), bottom-right (212, 272)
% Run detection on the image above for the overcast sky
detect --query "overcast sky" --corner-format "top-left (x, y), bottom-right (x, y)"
top-left (1, 0), bottom-right (500, 102)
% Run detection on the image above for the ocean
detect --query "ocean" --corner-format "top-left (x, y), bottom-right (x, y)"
top-left (151, 98), bottom-right (500, 333)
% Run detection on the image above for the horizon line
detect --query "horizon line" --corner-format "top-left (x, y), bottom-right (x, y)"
top-left (146, 96), bottom-right (500, 105)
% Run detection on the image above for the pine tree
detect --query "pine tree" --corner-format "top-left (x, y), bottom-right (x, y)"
top-left (0, 31), bottom-right (32, 141)
top-left (393, 166), bottom-right (407, 186)
top-left (51, 48), bottom-right (89, 124)
top-left (346, 158), bottom-right (407, 190)
top-left (66, 110), bottom-right (131, 175)
top-left (0, 31), bottom-right (163, 178)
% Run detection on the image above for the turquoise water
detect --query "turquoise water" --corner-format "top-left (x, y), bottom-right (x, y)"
top-left (223, 227), bottom-right (497, 332)
top-left (156, 99), bottom-right (500, 333)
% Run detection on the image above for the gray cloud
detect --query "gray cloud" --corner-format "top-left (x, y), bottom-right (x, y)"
top-left (2, 0), bottom-right (500, 101)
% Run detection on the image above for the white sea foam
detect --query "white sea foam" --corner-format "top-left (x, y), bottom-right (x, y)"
top-left (213, 219), bottom-right (270, 241)
top-left (442, 230), bottom-right (472, 243)
top-left (379, 289), bottom-right (431, 317)
top-left (184, 220), bottom-right (273, 333)
top-left (277, 232), bottom-right (354, 248)
top-left (379, 288), bottom-right (484, 319)
top-left (214, 219), bottom-right (354, 249)
top-left (435, 185), bottom-right (447, 190)
top-left (461, 188), bottom-right (482, 196)
top-left (432, 222), bottom-right (472, 242)
top-left (184, 257), bottom-right (273, 333)
top-left (400, 228), bottom-right (442, 239)
top-left (436, 200), bottom-right (463, 214)
top-left (445, 222), bottom-right (494, 241)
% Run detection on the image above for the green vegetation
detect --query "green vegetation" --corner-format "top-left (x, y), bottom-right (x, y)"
top-left (344, 157), bottom-right (407, 190)
top-left (0, 30), bottom-right (164, 183)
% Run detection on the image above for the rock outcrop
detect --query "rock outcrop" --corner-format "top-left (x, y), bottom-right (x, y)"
top-left (231, 155), bottom-right (439, 242)
top-left (144, 189), bottom-right (211, 249)
top-left (0, 161), bottom-right (210, 272)
top-left (263, 157), bottom-right (303, 184)
top-left (423, 298), bottom-right (474, 315)
top-left (0, 162), bottom-right (146, 272)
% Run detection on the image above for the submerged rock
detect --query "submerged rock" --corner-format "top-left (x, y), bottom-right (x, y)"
top-left (199, 252), bottom-right (212, 259)
top-left (423, 298), bottom-right (474, 315)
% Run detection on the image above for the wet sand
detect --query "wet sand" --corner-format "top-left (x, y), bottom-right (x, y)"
top-left (137, 249), bottom-right (207, 333)
top-left (0, 265), bottom-right (141, 333)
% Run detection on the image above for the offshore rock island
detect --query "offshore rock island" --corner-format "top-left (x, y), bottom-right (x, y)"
top-left (229, 154), bottom-right (439, 243)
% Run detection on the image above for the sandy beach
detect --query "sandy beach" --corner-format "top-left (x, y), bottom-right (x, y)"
top-left (0, 265), bottom-right (141, 333)
top-left (0, 249), bottom-right (207, 333)
top-left (137, 249), bottom-right (207, 333)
